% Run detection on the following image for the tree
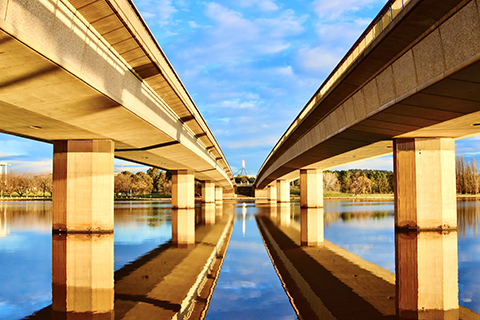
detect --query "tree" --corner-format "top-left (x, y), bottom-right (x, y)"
top-left (8, 172), bottom-right (33, 197)
top-left (349, 173), bottom-right (373, 195)
top-left (114, 171), bottom-right (133, 194)
top-left (323, 171), bottom-right (340, 191)
top-left (34, 173), bottom-right (52, 196)
top-left (131, 172), bottom-right (153, 195)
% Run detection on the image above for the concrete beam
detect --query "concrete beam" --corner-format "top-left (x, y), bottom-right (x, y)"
top-left (172, 170), bottom-right (195, 209)
top-left (300, 169), bottom-right (323, 208)
top-left (53, 140), bottom-right (114, 233)
top-left (394, 138), bottom-right (456, 230)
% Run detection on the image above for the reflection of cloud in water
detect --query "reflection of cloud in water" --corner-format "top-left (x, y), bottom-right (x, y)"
top-left (206, 215), bottom-right (296, 320)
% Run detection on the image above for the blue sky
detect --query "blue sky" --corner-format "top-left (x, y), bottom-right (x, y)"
top-left (1, 0), bottom-right (479, 174)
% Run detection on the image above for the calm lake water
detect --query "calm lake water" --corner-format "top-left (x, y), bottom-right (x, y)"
top-left (0, 199), bottom-right (479, 319)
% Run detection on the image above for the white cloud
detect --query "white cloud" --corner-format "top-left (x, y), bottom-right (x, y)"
top-left (313, 0), bottom-right (382, 20)
top-left (226, 135), bottom-right (280, 149)
top-left (220, 100), bottom-right (258, 109)
top-left (8, 159), bottom-right (52, 174)
top-left (296, 46), bottom-right (341, 74)
top-left (188, 21), bottom-right (201, 28)
top-left (237, 0), bottom-right (279, 12)
top-left (135, 0), bottom-right (178, 27)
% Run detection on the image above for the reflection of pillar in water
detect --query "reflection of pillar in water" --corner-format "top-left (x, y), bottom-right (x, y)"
top-left (300, 207), bottom-right (324, 246)
top-left (277, 203), bottom-right (291, 227)
top-left (203, 203), bottom-right (216, 225)
top-left (242, 203), bottom-right (247, 237)
top-left (215, 203), bottom-right (223, 218)
top-left (269, 201), bottom-right (277, 221)
top-left (0, 205), bottom-right (8, 237)
top-left (396, 231), bottom-right (458, 319)
top-left (172, 209), bottom-right (195, 248)
top-left (52, 233), bottom-right (114, 318)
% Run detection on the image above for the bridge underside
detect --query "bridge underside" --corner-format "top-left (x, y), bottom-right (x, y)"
top-left (0, 6), bottom-right (230, 186)
top-left (256, 0), bottom-right (480, 188)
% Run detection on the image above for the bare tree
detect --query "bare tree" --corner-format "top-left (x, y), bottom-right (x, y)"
top-left (349, 173), bottom-right (373, 195)
top-left (9, 172), bottom-right (34, 197)
top-left (34, 173), bottom-right (53, 197)
top-left (323, 171), bottom-right (340, 192)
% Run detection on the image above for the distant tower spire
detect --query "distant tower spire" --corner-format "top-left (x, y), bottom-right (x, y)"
top-left (233, 156), bottom-right (255, 184)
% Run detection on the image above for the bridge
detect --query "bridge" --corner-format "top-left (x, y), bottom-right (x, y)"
top-left (255, 0), bottom-right (480, 316)
top-left (256, 0), bottom-right (480, 229)
top-left (0, 0), bottom-right (234, 232)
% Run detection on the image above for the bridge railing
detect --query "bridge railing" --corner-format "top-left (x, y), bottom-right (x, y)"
top-left (268, 0), bottom-right (410, 162)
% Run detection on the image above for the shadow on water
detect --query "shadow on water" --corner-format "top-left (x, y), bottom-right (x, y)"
top-left (257, 213), bottom-right (396, 320)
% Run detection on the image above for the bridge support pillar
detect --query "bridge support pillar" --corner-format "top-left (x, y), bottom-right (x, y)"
top-left (276, 179), bottom-right (289, 203)
top-left (172, 170), bottom-right (195, 209)
top-left (215, 186), bottom-right (223, 203)
top-left (396, 231), bottom-right (458, 318)
top-left (300, 169), bottom-right (323, 208)
top-left (201, 180), bottom-right (215, 203)
top-left (53, 140), bottom-right (114, 232)
top-left (394, 138), bottom-right (456, 230)
top-left (300, 207), bottom-right (324, 246)
top-left (268, 185), bottom-right (277, 202)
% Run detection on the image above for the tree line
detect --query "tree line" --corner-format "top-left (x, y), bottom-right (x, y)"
top-left (1, 157), bottom-right (479, 197)
top-left (0, 168), bottom-right (174, 197)
top-left (0, 172), bottom-right (52, 197)
top-left (322, 169), bottom-right (394, 195)
top-left (114, 168), bottom-right (172, 196)
top-left (456, 156), bottom-right (479, 194)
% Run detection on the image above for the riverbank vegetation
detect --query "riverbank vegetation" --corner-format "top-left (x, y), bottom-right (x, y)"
top-left (1, 156), bottom-right (479, 198)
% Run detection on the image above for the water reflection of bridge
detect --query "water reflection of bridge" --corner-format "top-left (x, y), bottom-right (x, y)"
top-left (256, 202), bottom-right (480, 320)
top-left (20, 203), bottom-right (233, 320)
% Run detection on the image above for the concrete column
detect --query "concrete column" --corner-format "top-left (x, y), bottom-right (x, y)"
top-left (53, 140), bottom-right (114, 232)
top-left (276, 179), bottom-right (289, 203)
top-left (300, 207), bottom-right (324, 246)
top-left (396, 231), bottom-right (458, 319)
top-left (172, 209), bottom-right (195, 247)
top-left (215, 186), bottom-right (223, 203)
top-left (201, 180), bottom-right (215, 203)
top-left (394, 138), bottom-right (456, 230)
top-left (268, 185), bottom-right (277, 202)
top-left (171, 170), bottom-right (195, 209)
top-left (300, 169), bottom-right (323, 208)
top-left (52, 233), bottom-right (114, 317)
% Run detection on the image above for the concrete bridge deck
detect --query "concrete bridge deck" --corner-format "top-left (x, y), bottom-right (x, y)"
top-left (256, 0), bottom-right (480, 189)
top-left (0, 0), bottom-right (233, 188)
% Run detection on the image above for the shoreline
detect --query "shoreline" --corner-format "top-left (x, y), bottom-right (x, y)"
top-left (2, 194), bottom-right (480, 202)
